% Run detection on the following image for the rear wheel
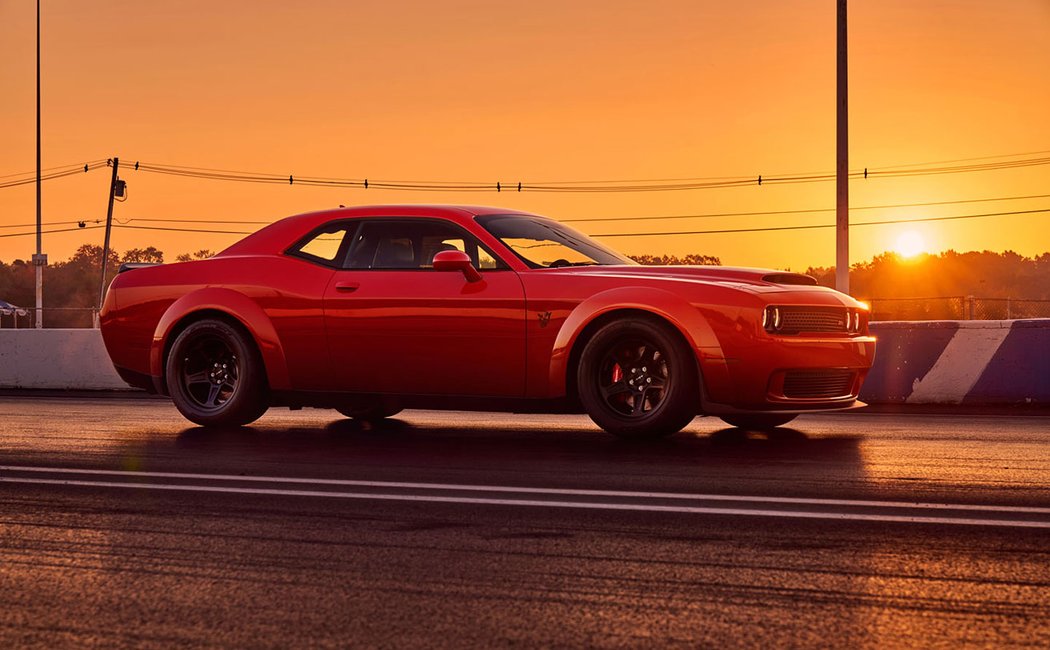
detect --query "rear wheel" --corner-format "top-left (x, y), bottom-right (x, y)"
top-left (166, 319), bottom-right (268, 427)
top-left (577, 317), bottom-right (698, 439)
top-left (719, 414), bottom-right (797, 430)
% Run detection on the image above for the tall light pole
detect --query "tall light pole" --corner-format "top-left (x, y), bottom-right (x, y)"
top-left (835, 0), bottom-right (849, 294)
top-left (32, 0), bottom-right (47, 328)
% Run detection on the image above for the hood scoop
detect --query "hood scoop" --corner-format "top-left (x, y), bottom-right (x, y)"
top-left (761, 272), bottom-right (818, 286)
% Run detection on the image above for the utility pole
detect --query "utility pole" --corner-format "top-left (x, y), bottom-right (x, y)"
top-left (32, 0), bottom-right (46, 328)
top-left (835, 0), bottom-right (850, 294)
top-left (97, 158), bottom-right (119, 320)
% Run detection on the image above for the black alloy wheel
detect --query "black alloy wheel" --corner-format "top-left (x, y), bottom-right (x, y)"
top-left (166, 319), bottom-right (268, 427)
top-left (578, 317), bottom-right (699, 439)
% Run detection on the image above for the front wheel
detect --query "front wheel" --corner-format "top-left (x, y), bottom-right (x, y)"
top-left (719, 414), bottom-right (797, 430)
top-left (166, 319), bottom-right (268, 427)
top-left (577, 317), bottom-right (699, 439)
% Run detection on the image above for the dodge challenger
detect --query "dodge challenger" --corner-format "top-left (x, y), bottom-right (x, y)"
top-left (99, 205), bottom-right (876, 438)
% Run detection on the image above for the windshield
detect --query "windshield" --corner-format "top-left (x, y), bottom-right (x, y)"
top-left (476, 214), bottom-right (636, 268)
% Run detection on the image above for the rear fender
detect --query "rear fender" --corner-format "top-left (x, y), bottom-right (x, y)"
top-left (150, 288), bottom-right (291, 391)
top-left (547, 287), bottom-right (725, 397)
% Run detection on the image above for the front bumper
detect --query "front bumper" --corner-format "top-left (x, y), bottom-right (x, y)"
top-left (698, 334), bottom-right (876, 414)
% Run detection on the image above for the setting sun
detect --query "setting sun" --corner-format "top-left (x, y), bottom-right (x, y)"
top-left (894, 231), bottom-right (926, 258)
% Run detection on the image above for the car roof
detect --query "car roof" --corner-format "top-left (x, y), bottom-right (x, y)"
top-left (218, 204), bottom-right (541, 256)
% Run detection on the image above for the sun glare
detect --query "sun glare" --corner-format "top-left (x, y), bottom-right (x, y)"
top-left (894, 231), bottom-right (926, 258)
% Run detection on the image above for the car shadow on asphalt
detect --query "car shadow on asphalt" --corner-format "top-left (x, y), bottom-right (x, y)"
top-left (163, 416), bottom-right (865, 474)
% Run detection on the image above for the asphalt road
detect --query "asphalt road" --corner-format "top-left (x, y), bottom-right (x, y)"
top-left (1, 397), bottom-right (1048, 648)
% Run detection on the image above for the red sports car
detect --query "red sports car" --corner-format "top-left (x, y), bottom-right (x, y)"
top-left (100, 205), bottom-right (875, 438)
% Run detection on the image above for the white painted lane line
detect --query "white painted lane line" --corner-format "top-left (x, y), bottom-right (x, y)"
top-left (2, 477), bottom-right (1048, 529)
top-left (2, 465), bottom-right (1049, 514)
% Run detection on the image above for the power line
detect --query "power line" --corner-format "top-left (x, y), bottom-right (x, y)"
top-left (561, 192), bottom-right (1050, 223)
top-left (591, 207), bottom-right (1050, 238)
top-left (6, 190), bottom-right (1048, 232)
top-left (4, 149), bottom-right (1049, 197)
top-left (3, 206), bottom-right (1044, 241)
top-left (119, 153), bottom-right (1050, 194)
top-left (863, 148), bottom-right (1050, 171)
top-left (0, 219), bottom-right (88, 230)
top-left (115, 224), bottom-right (252, 235)
top-left (0, 158), bottom-right (107, 180)
top-left (0, 161), bottom-right (108, 190)
top-left (114, 217), bottom-right (271, 225)
top-left (5, 148), bottom-right (1046, 186)
top-left (0, 225), bottom-right (104, 239)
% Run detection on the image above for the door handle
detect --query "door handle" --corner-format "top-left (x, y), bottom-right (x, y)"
top-left (334, 281), bottom-right (360, 293)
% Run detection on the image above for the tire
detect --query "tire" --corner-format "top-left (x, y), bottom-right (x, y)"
top-left (719, 414), bottom-right (797, 430)
top-left (335, 400), bottom-right (403, 421)
top-left (577, 317), bottom-right (699, 439)
top-left (166, 318), bottom-right (269, 427)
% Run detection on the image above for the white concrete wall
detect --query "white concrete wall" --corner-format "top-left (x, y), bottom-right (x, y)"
top-left (0, 329), bottom-right (129, 390)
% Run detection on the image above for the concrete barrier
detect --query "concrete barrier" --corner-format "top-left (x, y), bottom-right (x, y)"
top-left (860, 319), bottom-right (1050, 405)
top-left (0, 329), bottom-right (128, 390)
top-left (2, 321), bottom-right (1049, 404)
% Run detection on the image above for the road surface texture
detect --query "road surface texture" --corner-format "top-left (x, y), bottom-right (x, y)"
top-left (1, 396), bottom-right (1048, 648)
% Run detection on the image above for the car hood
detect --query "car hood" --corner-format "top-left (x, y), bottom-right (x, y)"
top-left (547, 265), bottom-right (831, 294)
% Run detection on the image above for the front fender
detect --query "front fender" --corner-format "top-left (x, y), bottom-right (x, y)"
top-left (546, 286), bottom-right (726, 398)
top-left (150, 288), bottom-right (292, 391)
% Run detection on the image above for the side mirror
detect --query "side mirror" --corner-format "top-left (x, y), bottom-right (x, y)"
top-left (432, 250), bottom-right (482, 283)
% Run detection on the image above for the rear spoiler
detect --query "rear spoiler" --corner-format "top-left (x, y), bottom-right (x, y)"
top-left (117, 262), bottom-right (161, 274)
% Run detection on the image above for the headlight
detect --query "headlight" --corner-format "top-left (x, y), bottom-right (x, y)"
top-left (763, 306), bottom-right (782, 333)
top-left (844, 309), bottom-right (862, 333)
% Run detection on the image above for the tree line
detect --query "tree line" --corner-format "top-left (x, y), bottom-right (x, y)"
top-left (805, 250), bottom-right (1050, 300)
top-left (0, 245), bottom-right (213, 327)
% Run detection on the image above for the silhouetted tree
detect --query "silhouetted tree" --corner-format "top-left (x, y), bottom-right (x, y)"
top-left (630, 253), bottom-right (721, 266)
top-left (175, 249), bottom-right (214, 262)
top-left (122, 247), bottom-right (165, 264)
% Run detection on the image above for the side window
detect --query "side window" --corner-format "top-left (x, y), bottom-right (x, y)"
top-left (345, 220), bottom-right (507, 270)
top-left (289, 224), bottom-right (350, 265)
top-left (476, 247), bottom-right (500, 270)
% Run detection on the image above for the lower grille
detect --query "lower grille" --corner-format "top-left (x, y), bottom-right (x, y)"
top-left (782, 370), bottom-right (854, 399)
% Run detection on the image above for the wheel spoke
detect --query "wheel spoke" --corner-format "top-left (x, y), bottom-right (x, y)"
top-left (205, 383), bottom-right (221, 407)
top-left (632, 388), bottom-right (648, 415)
top-left (184, 370), bottom-right (210, 385)
top-left (601, 381), bottom-right (632, 399)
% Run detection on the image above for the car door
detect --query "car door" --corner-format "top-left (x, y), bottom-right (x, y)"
top-left (323, 218), bottom-right (527, 397)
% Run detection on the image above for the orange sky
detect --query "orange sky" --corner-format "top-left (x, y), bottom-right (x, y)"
top-left (1, 0), bottom-right (1048, 271)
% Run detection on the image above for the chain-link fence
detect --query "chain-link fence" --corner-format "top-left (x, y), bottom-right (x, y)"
top-left (867, 297), bottom-right (1050, 321)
